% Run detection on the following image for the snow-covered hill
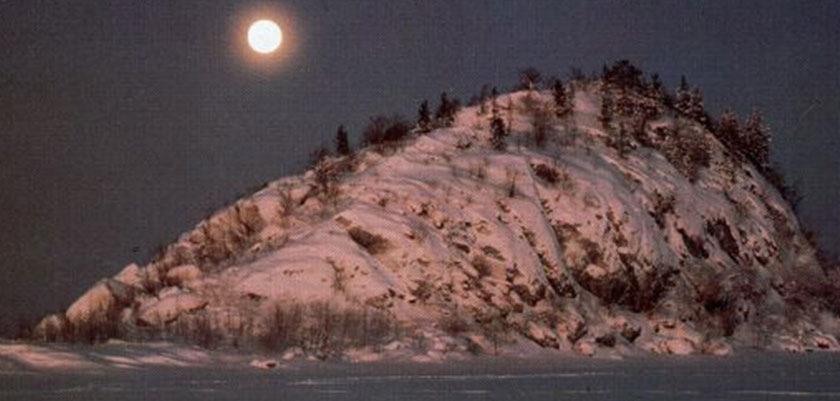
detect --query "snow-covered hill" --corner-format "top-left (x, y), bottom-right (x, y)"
top-left (33, 80), bottom-right (839, 359)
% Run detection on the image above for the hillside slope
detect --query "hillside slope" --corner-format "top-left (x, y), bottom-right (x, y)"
top-left (34, 81), bottom-right (839, 359)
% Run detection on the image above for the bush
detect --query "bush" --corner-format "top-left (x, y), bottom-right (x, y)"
top-left (602, 59), bottom-right (645, 91)
top-left (532, 163), bottom-right (560, 184)
top-left (520, 95), bottom-right (554, 148)
top-left (440, 314), bottom-right (470, 336)
top-left (361, 115), bottom-right (412, 149)
top-left (410, 280), bottom-right (435, 302)
top-left (662, 125), bottom-right (710, 182)
top-left (259, 302), bottom-right (398, 356)
top-left (649, 190), bottom-right (676, 229)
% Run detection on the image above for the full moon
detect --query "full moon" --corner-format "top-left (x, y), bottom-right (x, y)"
top-left (247, 20), bottom-right (282, 54)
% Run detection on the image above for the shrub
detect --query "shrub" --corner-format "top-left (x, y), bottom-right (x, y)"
top-left (662, 125), bottom-right (710, 182)
top-left (476, 309), bottom-right (509, 356)
top-left (410, 280), bottom-right (434, 302)
top-left (504, 168), bottom-right (518, 198)
top-left (276, 185), bottom-right (295, 218)
top-left (361, 115), bottom-right (412, 149)
top-left (529, 102), bottom-right (554, 148)
top-left (649, 190), bottom-right (676, 229)
top-left (602, 59), bottom-right (644, 91)
top-left (599, 92), bottom-right (614, 129)
top-left (532, 163), bottom-right (560, 184)
top-left (440, 314), bottom-right (470, 336)
top-left (606, 124), bottom-right (633, 158)
top-left (259, 302), bottom-right (397, 356)
top-left (313, 160), bottom-right (339, 201)
top-left (327, 259), bottom-right (348, 293)
top-left (170, 312), bottom-right (222, 349)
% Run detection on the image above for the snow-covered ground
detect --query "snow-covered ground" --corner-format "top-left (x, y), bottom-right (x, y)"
top-left (29, 81), bottom-right (839, 359)
top-left (2, 341), bottom-right (840, 401)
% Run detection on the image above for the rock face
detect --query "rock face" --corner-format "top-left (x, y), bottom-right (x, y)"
top-left (65, 279), bottom-right (135, 325)
top-left (164, 265), bottom-right (202, 287)
top-left (38, 82), bottom-right (838, 357)
top-left (137, 291), bottom-right (208, 326)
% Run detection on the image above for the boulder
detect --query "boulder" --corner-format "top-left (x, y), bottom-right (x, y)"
top-left (575, 340), bottom-right (596, 356)
top-left (250, 359), bottom-right (279, 369)
top-left (282, 347), bottom-right (304, 361)
top-left (113, 263), bottom-right (143, 288)
top-left (813, 334), bottom-right (838, 350)
top-left (703, 339), bottom-right (733, 356)
top-left (137, 292), bottom-right (208, 326)
top-left (165, 265), bottom-right (203, 286)
top-left (65, 279), bottom-right (135, 325)
top-left (33, 313), bottom-right (68, 341)
top-left (661, 338), bottom-right (696, 355)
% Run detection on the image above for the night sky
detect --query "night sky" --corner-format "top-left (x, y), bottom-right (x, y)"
top-left (1, 1), bottom-right (838, 326)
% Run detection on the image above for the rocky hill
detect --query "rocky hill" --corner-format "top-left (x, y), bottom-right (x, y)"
top-left (33, 76), bottom-right (839, 359)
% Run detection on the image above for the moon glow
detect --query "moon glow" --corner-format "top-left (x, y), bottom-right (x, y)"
top-left (247, 20), bottom-right (282, 54)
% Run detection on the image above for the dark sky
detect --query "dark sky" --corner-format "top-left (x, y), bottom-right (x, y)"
top-left (1, 0), bottom-right (838, 325)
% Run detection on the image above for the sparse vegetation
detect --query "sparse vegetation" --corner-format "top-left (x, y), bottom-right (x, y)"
top-left (259, 302), bottom-right (398, 357)
top-left (551, 78), bottom-right (573, 118)
top-left (599, 91), bottom-right (613, 129)
top-left (520, 93), bottom-right (554, 148)
top-left (361, 114), bottom-right (412, 150)
top-left (410, 280), bottom-right (434, 302)
top-left (650, 190), bottom-right (676, 229)
top-left (531, 163), bottom-right (560, 184)
top-left (26, 61), bottom-right (838, 360)
top-left (662, 123), bottom-right (711, 182)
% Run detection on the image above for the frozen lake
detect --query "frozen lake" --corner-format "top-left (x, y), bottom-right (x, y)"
top-left (2, 352), bottom-right (840, 401)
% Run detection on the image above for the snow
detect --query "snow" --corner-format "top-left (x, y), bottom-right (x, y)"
top-left (33, 83), bottom-right (836, 358)
top-left (0, 341), bottom-right (216, 372)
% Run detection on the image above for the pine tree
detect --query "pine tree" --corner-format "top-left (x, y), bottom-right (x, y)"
top-left (417, 100), bottom-right (432, 133)
top-left (688, 87), bottom-right (707, 125)
top-left (490, 86), bottom-right (499, 109)
top-left (603, 59), bottom-right (644, 90)
top-left (552, 79), bottom-right (572, 118)
top-left (646, 73), bottom-right (665, 102)
top-left (715, 110), bottom-right (741, 156)
top-left (435, 92), bottom-right (459, 127)
top-left (742, 110), bottom-right (771, 170)
top-left (505, 97), bottom-right (514, 134)
top-left (490, 97), bottom-right (507, 151)
top-left (309, 145), bottom-right (330, 169)
top-left (675, 76), bottom-right (691, 115)
top-left (599, 92), bottom-right (614, 130)
top-left (334, 125), bottom-right (351, 156)
top-left (615, 124), bottom-right (632, 158)
top-left (477, 84), bottom-right (490, 115)
top-left (675, 76), bottom-right (707, 125)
